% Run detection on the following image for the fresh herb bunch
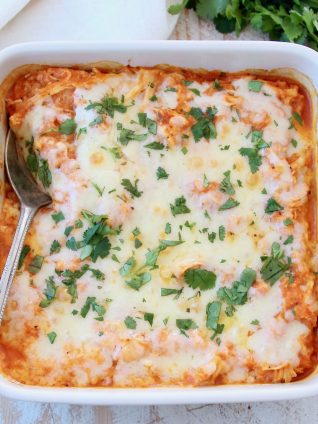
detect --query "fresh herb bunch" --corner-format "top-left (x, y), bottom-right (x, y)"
top-left (169, 0), bottom-right (318, 51)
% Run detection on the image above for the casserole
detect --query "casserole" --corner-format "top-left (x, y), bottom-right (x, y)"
top-left (0, 43), bottom-right (315, 401)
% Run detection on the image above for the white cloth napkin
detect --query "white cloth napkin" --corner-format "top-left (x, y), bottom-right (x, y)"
top-left (0, 0), bottom-right (30, 31)
top-left (0, 0), bottom-right (179, 49)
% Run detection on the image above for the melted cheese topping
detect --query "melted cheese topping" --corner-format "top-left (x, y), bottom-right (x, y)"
top-left (0, 66), bottom-right (317, 387)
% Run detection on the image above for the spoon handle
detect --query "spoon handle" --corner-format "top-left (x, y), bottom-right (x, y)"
top-left (0, 204), bottom-right (37, 322)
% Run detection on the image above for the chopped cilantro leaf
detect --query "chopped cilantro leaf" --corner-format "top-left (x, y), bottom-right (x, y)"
top-left (184, 267), bottom-right (216, 291)
top-left (144, 312), bottom-right (154, 326)
top-left (18, 245), bottom-right (31, 269)
top-left (132, 227), bottom-right (140, 237)
top-left (119, 256), bottom-right (136, 277)
top-left (85, 95), bottom-right (128, 118)
top-left (64, 226), bottom-right (73, 237)
top-left (291, 138), bottom-right (298, 148)
top-left (47, 331), bottom-right (57, 344)
top-left (156, 166), bottom-right (169, 180)
top-left (189, 106), bottom-right (217, 142)
top-left (189, 88), bottom-right (201, 96)
top-left (206, 301), bottom-right (224, 339)
top-left (219, 170), bottom-right (235, 195)
top-left (28, 255), bottom-right (44, 274)
top-left (284, 235), bottom-right (294, 245)
top-left (181, 146), bottom-right (188, 155)
top-left (248, 80), bottom-right (263, 92)
top-left (91, 182), bottom-right (105, 197)
top-left (126, 272), bottom-right (152, 291)
top-left (165, 223), bottom-right (171, 234)
top-left (124, 316), bottom-right (137, 329)
top-left (170, 195), bottom-right (191, 216)
top-left (50, 240), bottom-right (61, 254)
top-left (144, 141), bottom-right (165, 150)
top-left (219, 225), bottom-right (225, 241)
top-left (52, 211), bottom-right (65, 223)
top-left (260, 242), bottom-right (290, 285)
top-left (218, 198), bottom-right (240, 211)
top-left (176, 319), bottom-right (198, 332)
top-left (119, 128), bottom-right (147, 145)
top-left (217, 268), bottom-right (256, 306)
top-left (58, 118), bottom-right (77, 135)
top-left (39, 276), bottom-right (57, 308)
top-left (121, 178), bottom-right (143, 198)
top-left (161, 287), bottom-right (183, 299)
top-left (265, 198), bottom-right (284, 214)
top-left (284, 218), bottom-right (293, 226)
top-left (292, 112), bottom-right (303, 125)
top-left (164, 87), bottom-right (177, 92)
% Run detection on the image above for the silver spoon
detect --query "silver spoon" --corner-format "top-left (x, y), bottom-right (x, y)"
top-left (0, 130), bottom-right (51, 322)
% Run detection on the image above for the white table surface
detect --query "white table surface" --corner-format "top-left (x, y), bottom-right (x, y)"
top-left (0, 9), bottom-right (317, 424)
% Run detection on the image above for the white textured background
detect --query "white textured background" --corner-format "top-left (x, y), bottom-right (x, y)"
top-left (1, 9), bottom-right (317, 424)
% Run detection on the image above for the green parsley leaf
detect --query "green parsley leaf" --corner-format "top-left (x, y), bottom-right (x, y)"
top-left (58, 118), bottom-right (77, 135)
top-left (184, 267), bottom-right (216, 291)
top-left (248, 80), bottom-right (263, 92)
top-left (149, 95), bottom-right (158, 102)
top-left (170, 195), bottom-right (191, 216)
top-left (80, 296), bottom-right (96, 318)
top-left (182, 80), bottom-right (193, 86)
top-left (156, 166), bottom-right (169, 180)
top-left (181, 146), bottom-right (188, 155)
top-left (251, 319), bottom-right (260, 325)
top-left (265, 198), bottom-right (284, 214)
top-left (124, 316), bottom-right (137, 329)
top-left (47, 331), bottom-right (57, 344)
top-left (121, 178), bottom-right (143, 198)
top-left (218, 197), bottom-right (240, 211)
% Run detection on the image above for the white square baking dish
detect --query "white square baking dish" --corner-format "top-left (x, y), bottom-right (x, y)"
top-left (0, 40), bottom-right (317, 405)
